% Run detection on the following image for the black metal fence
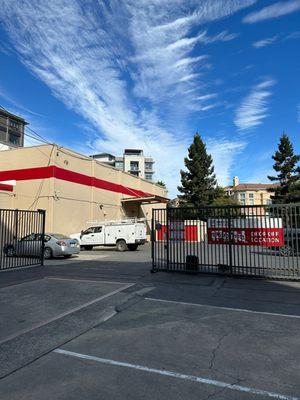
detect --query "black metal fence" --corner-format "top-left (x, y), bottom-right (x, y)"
top-left (0, 208), bottom-right (46, 271)
top-left (152, 204), bottom-right (300, 279)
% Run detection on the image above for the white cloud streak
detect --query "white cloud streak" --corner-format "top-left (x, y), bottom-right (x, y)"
top-left (207, 138), bottom-right (247, 185)
top-left (244, 0), bottom-right (300, 23)
top-left (252, 35), bottom-right (279, 48)
top-left (234, 80), bottom-right (276, 131)
top-left (0, 0), bottom-right (254, 196)
top-left (253, 31), bottom-right (300, 48)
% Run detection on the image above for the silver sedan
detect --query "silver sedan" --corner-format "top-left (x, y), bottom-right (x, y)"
top-left (4, 233), bottom-right (80, 259)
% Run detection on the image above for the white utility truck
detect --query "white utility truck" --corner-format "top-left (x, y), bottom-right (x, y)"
top-left (70, 219), bottom-right (147, 251)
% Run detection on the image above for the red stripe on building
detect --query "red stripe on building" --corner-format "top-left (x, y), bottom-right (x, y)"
top-left (0, 166), bottom-right (152, 198)
top-left (0, 183), bottom-right (14, 192)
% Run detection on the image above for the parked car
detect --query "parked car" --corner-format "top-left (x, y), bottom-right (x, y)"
top-left (279, 228), bottom-right (300, 256)
top-left (4, 233), bottom-right (80, 259)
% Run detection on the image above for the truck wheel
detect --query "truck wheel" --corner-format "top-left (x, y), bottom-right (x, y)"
top-left (116, 240), bottom-right (127, 252)
top-left (280, 245), bottom-right (293, 257)
top-left (128, 244), bottom-right (138, 251)
top-left (83, 245), bottom-right (93, 251)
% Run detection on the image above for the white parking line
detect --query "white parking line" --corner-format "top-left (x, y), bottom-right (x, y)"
top-left (54, 349), bottom-right (299, 400)
top-left (145, 297), bottom-right (300, 319)
top-left (47, 277), bottom-right (133, 286)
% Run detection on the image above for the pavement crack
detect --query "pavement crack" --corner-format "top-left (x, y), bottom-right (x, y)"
top-left (200, 377), bottom-right (245, 400)
top-left (209, 332), bottom-right (228, 372)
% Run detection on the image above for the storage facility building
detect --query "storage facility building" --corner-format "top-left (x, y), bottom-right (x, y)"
top-left (0, 144), bottom-right (168, 236)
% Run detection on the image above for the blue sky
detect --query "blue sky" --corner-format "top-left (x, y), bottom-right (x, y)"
top-left (0, 0), bottom-right (299, 197)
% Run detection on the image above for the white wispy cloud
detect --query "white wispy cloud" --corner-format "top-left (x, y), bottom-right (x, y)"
top-left (252, 35), bottom-right (279, 48)
top-left (252, 31), bottom-right (300, 48)
top-left (0, 0), bottom-right (254, 195)
top-left (234, 79), bottom-right (276, 131)
top-left (244, 0), bottom-right (300, 23)
top-left (207, 138), bottom-right (247, 185)
top-left (0, 86), bottom-right (43, 117)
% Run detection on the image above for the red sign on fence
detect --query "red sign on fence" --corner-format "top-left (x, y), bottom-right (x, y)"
top-left (207, 218), bottom-right (284, 246)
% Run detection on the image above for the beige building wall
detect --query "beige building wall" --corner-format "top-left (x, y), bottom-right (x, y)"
top-left (0, 144), bottom-right (167, 236)
top-left (233, 190), bottom-right (273, 206)
top-left (123, 154), bottom-right (146, 178)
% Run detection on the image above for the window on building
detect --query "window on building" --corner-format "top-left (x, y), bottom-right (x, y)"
top-left (249, 193), bottom-right (254, 205)
top-left (239, 192), bottom-right (246, 205)
top-left (0, 131), bottom-right (6, 142)
top-left (145, 173), bottom-right (153, 180)
top-left (115, 161), bottom-right (124, 170)
top-left (266, 198), bottom-right (272, 205)
top-left (9, 133), bottom-right (20, 146)
top-left (130, 171), bottom-right (139, 177)
top-left (9, 120), bottom-right (21, 131)
top-left (145, 162), bottom-right (153, 170)
top-left (130, 161), bottom-right (139, 171)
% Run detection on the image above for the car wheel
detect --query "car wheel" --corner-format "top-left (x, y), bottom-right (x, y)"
top-left (44, 247), bottom-right (53, 260)
top-left (128, 244), bottom-right (138, 251)
top-left (116, 240), bottom-right (127, 252)
top-left (83, 245), bottom-right (93, 251)
top-left (280, 245), bottom-right (293, 257)
top-left (6, 246), bottom-right (15, 257)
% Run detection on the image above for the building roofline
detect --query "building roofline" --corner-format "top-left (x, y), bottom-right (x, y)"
top-left (0, 109), bottom-right (28, 124)
top-left (2, 143), bottom-right (165, 190)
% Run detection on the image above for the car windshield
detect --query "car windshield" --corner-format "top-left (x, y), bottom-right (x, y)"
top-left (51, 233), bottom-right (70, 240)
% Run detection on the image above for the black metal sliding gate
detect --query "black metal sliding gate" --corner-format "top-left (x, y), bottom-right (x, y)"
top-left (0, 209), bottom-right (46, 271)
top-left (152, 204), bottom-right (300, 279)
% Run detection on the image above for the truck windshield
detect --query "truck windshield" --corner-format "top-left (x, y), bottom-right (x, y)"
top-left (82, 227), bottom-right (94, 234)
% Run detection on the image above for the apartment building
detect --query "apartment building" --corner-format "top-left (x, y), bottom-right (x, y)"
top-left (0, 109), bottom-right (27, 150)
top-left (225, 176), bottom-right (277, 205)
top-left (91, 149), bottom-right (155, 181)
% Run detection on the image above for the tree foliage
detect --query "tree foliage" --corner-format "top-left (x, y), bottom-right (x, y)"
top-left (156, 180), bottom-right (166, 188)
top-left (211, 186), bottom-right (239, 206)
top-left (178, 133), bottom-right (218, 207)
top-left (268, 133), bottom-right (300, 204)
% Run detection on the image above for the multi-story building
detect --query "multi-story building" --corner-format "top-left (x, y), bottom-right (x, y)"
top-left (0, 144), bottom-right (167, 236)
top-left (91, 149), bottom-right (155, 181)
top-left (0, 109), bottom-right (27, 150)
top-left (224, 176), bottom-right (278, 205)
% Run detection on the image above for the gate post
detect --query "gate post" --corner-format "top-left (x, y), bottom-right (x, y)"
top-left (228, 208), bottom-right (233, 275)
top-left (14, 209), bottom-right (19, 240)
top-left (166, 207), bottom-right (170, 269)
top-left (38, 209), bottom-right (46, 266)
top-left (151, 209), bottom-right (156, 272)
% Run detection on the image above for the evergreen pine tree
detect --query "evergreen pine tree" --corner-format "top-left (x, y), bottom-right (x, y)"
top-left (178, 133), bottom-right (217, 207)
top-left (156, 180), bottom-right (166, 188)
top-left (268, 133), bottom-right (300, 203)
top-left (211, 186), bottom-right (239, 206)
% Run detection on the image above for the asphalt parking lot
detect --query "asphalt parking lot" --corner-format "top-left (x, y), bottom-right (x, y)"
top-left (0, 244), bottom-right (300, 399)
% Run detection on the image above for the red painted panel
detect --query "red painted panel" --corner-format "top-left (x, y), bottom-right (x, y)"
top-left (156, 225), bottom-right (198, 241)
top-left (0, 183), bottom-right (13, 192)
top-left (207, 227), bottom-right (284, 246)
top-left (0, 166), bottom-right (152, 198)
top-left (184, 226), bottom-right (198, 241)
top-left (157, 225), bottom-right (167, 241)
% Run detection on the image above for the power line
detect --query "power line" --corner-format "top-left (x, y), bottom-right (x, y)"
top-left (0, 102), bottom-right (51, 145)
